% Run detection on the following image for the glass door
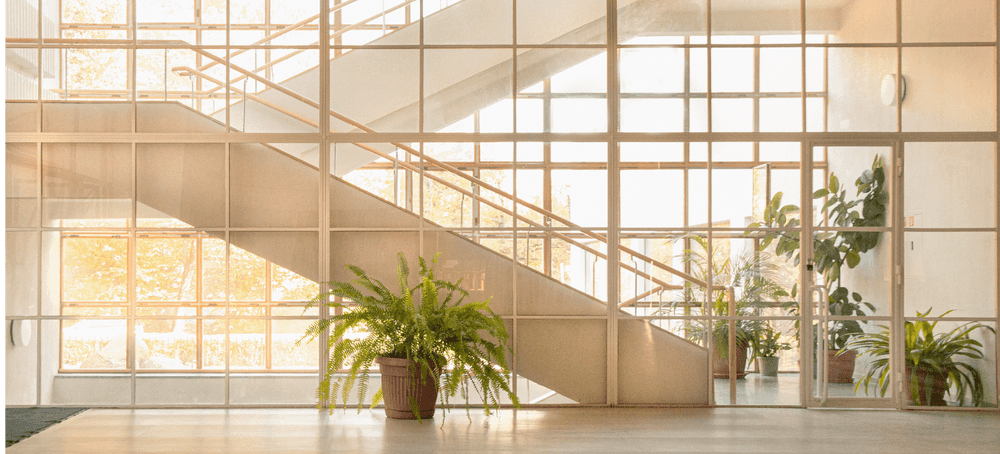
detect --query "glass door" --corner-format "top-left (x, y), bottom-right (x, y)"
top-left (803, 143), bottom-right (898, 408)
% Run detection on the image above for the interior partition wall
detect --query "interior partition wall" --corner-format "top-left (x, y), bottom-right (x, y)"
top-left (6, 0), bottom-right (1000, 410)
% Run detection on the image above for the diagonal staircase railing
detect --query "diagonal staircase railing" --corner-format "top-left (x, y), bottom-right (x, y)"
top-left (20, 20), bottom-right (711, 307)
top-left (165, 41), bottom-right (709, 301)
top-left (181, 0), bottom-right (423, 100)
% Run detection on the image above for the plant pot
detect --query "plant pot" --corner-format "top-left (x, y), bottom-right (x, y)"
top-left (756, 356), bottom-right (780, 377)
top-left (905, 366), bottom-right (949, 406)
top-left (827, 349), bottom-right (857, 384)
top-left (712, 340), bottom-right (749, 379)
top-left (377, 357), bottom-right (440, 419)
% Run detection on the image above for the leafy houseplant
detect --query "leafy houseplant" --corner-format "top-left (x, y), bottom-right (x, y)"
top-left (847, 309), bottom-right (996, 406)
top-left (299, 253), bottom-right (519, 420)
top-left (748, 155), bottom-right (887, 383)
top-left (754, 326), bottom-right (792, 377)
top-left (682, 237), bottom-right (791, 379)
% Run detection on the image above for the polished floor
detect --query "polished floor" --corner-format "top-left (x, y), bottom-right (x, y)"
top-left (713, 373), bottom-right (870, 406)
top-left (7, 407), bottom-right (1000, 453)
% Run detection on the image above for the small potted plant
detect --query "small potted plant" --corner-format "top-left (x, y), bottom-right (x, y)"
top-left (846, 308), bottom-right (996, 406)
top-left (299, 253), bottom-right (519, 420)
top-left (754, 326), bottom-right (791, 377)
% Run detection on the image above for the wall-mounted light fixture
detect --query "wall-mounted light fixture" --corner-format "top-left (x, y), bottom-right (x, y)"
top-left (10, 320), bottom-right (31, 347)
top-left (880, 74), bottom-right (906, 106)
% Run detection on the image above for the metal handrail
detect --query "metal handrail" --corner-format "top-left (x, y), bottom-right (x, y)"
top-left (175, 39), bottom-right (710, 295)
top-left (39, 35), bottom-right (712, 298)
top-left (178, 0), bottom-right (421, 96)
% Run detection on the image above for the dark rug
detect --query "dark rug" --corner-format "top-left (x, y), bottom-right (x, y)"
top-left (6, 407), bottom-right (87, 447)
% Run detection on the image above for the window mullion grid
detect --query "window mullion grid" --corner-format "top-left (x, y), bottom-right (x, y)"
top-left (223, 142), bottom-right (231, 404)
top-left (543, 79), bottom-right (553, 277)
top-left (705, 0), bottom-right (719, 406)
top-left (996, 0), bottom-right (1000, 409)
top-left (318, 0), bottom-right (332, 410)
top-left (605, 0), bottom-right (621, 407)
top-left (129, 143), bottom-right (138, 405)
top-left (510, 0), bottom-right (519, 400)
top-left (265, 262), bottom-right (272, 370)
top-left (893, 0), bottom-right (904, 409)
top-left (196, 236), bottom-right (204, 370)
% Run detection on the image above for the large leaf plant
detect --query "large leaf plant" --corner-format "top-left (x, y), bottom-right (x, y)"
top-left (747, 155), bottom-right (887, 350)
top-left (298, 253), bottom-right (519, 419)
top-left (846, 308), bottom-right (996, 406)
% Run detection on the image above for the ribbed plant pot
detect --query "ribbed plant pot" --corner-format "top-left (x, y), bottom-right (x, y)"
top-left (827, 349), bottom-right (857, 383)
top-left (756, 356), bottom-right (780, 377)
top-left (712, 340), bottom-right (749, 379)
top-left (377, 357), bottom-right (440, 419)
top-left (905, 366), bottom-right (948, 406)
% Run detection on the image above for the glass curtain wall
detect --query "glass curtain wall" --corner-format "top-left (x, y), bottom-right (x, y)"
top-left (6, 0), bottom-right (1000, 409)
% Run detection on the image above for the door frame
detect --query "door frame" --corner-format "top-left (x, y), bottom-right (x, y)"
top-left (800, 139), bottom-right (904, 409)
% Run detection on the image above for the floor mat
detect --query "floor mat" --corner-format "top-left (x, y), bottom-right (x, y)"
top-left (6, 407), bottom-right (87, 447)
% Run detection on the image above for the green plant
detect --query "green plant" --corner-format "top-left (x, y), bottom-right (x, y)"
top-left (748, 155), bottom-right (887, 349)
top-left (755, 326), bottom-right (792, 358)
top-left (298, 253), bottom-right (519, 420)
top-left (681, 237), bottom-right (791, 361)
top-left (847, 308), bottom-right (996, 406)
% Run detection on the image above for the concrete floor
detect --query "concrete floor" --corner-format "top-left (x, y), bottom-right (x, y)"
top-left (7, 407), bottom-right (1000, 453)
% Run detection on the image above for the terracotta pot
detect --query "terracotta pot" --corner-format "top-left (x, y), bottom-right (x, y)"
top-left (827, 349), bottom-right (857, 384)
top-left (757, 356), bottom-right (780, 377)
top-left (713, 340), bottom-right (749, 379)
top-left (377, 357), bottom-right (440, 419)
top-left (905, 366), bottom-right (949, 406)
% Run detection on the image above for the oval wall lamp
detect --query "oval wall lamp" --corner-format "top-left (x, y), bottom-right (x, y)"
top-left (881, 74), bottom-right (906, 106)
top-left (10, 320), bottom-right (31, 347)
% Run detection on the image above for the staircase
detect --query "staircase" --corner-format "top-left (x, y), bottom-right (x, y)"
top-left (10, 0), bottom-right (716, 405)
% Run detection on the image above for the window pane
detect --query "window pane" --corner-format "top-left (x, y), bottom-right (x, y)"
top-left (42, 143), bottom-right (132, 227)
top-left (552, 99), bottom-right (607, 133)
top-left (711, 48), bottom-right (753, 93)
top-left (521, 0), bottom-right (606, 45)
top-left (137, 237), bottom-right (198, 302)
top-left (902, 47), bottom-right (996, 132)
top-left (272, 262), bottom-right (319, 302)
top-left (137, 319), bottom-right (197, 370)
top-left (902, 0), bottom-right (996, 43)
top-left (201, 236), bottom-right (227, 302)
top-left (62, 237), bottom-right (128, 302)
top-left (62, 319), bottom-right (127, 370)
top-left (760, 47), bottom-right (802, 93)
top-left (711, 99), bottom-right (753, 132)
top-left (272, 320), bottom-right (318, 369)
top-left (7, 143), bottom-right (38, 227)
top-left (229, 319), bottom-right (266, 369)
top-left (621, 99), bottom-right (684, 133)
top-left (807, 0), bottom-right (895, 44)
top-left (620, 47), bottom-right (684, 94)
top-left (229, 244), bottom-right (266, 302)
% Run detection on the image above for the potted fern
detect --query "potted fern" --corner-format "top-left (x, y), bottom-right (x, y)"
top-left (299, 253), bottom-right (518, 420)
top-left (846, 308), bottom-right (996, 406)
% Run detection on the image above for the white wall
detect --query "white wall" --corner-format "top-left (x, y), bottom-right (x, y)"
top-left (829, 0), bottom-right (998, 404)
